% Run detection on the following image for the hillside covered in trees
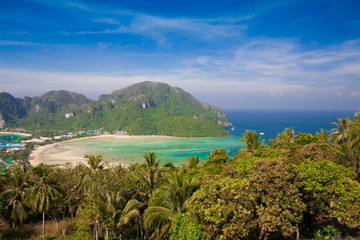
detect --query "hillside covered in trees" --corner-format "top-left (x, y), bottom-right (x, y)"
top-left (0, 82), bottom-right (230, 137)
top-left (0, 110), bottom-right (359, 240)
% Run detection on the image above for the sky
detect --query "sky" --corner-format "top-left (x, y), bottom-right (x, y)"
top-left (0, 0), bottom-right (360, 111)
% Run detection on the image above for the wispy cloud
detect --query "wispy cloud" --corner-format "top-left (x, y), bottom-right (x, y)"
top-left (78, 13), bottom-right (248, 44)
top-left (27, 0), bottom-right (92, 11)
top-left (0, 40), bottom-right (47, 47)
top-left (64, 1), bottom-right (91, 11)
top-left (188, 38), bottom-right (360, 90)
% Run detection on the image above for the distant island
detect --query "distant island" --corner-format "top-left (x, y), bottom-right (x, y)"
top-left (0, 81), bottom-right (231, 137)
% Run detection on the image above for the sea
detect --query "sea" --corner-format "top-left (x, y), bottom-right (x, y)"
top-left (0, 134), bottom-right (23, 144)
top-left (63, 109), bottom-right (356, 166)
top-left (225, 109), bottom-right (356, 140)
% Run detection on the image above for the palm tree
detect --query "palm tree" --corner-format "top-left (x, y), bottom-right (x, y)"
top-left (332, 114), bottom-right (359, 175)
top-left (25, 164), bottom-right (60, 240)
top-left (84, 154), bottom-right (105, 172)
top-left (117, 198), bottom-right (145, 239)
top-left (239, 130), bottom-right (264, 153)
top-left (144, 151), bottom-right (160, 169)
top-left (275, 128), bottom-right (296, 146)
top-left (1, 170), bottom-right (29, 228)
top-left (348, 113), bottom-right (360, 175)
top-left (182, 156), bottom-right (200, 172)
top-left (139, 151), bottom-right (162, 197)
top-left (331, 117), bottom-right (352, 143)
top-left (349, 112), bottom-right (360, 149)
top-left (76, 155), bottom-right (107, 240)
top-left (78, 155), bottom-right (106, 196)
top-left (144, 170), bottom-right (198, 239)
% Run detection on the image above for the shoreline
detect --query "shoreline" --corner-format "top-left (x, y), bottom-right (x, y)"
top-left (29, 134), bottom-right (202, 166)
top-left (0, 131), bottom-right (32, 137)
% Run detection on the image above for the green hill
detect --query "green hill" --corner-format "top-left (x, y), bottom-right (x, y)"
top-left (0, 92), bottom-right (27, 126)
top-left (0, 82), bottom-right (231, 137)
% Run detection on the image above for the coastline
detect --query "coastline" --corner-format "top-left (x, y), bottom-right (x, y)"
top-left (29, 134), bottom-right (188, 166)
top-left (0, 131), bottom-right (32, 137)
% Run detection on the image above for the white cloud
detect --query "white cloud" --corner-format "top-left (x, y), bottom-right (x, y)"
top-left (78, 13), bottom-right (248, 44)
top-left (0, 40), bottom-right (46, 47)
top-left (187, 38), bottom-right (360, 90)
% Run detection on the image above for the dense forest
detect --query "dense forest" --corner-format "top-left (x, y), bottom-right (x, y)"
top-left (0, 110), bottom-right (359, 240)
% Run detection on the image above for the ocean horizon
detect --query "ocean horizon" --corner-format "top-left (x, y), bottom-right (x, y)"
top-left (225, 109), bottom-right (357, 141)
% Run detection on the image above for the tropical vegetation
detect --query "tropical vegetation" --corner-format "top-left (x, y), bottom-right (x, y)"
top-left (0, 110), bottom-right (360, 239)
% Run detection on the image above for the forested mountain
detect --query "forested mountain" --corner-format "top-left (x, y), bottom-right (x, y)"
top-left (0, 92), bottom-right (27, 126)
top-left (0, 82), bottom-right (230, 137)
top-left (20, 90), bottom-right (95, 114)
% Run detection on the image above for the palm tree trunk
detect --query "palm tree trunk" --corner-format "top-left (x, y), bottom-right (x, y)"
top-left (296, 223), bottom-right (300, 240)
top-left (259, 225), bottom-right (265, 240)
top-left (95, 218), bottom-right (99, 240)
top-left (42, 211), bottom-right (45, 240)
top-left (105, 228), bottom-right (109, 240)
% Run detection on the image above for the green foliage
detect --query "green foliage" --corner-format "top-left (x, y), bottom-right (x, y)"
top-left (202, 149), bottom-right (233, 175)
top-left (299, 140), bottom-right (338, 162)
top-left (249, 159), bottom-right (305, 238)
top-left (188, 176), bottom-right (256, 240)
top-left (299, 160), bottom-right (360, 223)
top-left (239, 130), bottom-right (264, 153)
top-left (2, 110), bottom-right (360, 240)
top-left (270, 127), bottom-right (296, 148)
top-left (312, 225), bottom-right (340, 240)
top-left (295, 133), bottom-right (324, 146)
top-left (144, 170), bottom-right (199, 239)
top-left (169, 214), bottom-right (210, 240)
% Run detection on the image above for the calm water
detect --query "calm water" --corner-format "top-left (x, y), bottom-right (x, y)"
top-left (0, 135), bottom-right (23, 144)
top-left (226, 109), bottom-right (356, 141)
top-left (72, 136), bottom-right (240, 166)
top-left (67, 109), bottom-right (356, 165)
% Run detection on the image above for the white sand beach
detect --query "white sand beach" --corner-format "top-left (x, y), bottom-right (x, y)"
top-left (29, 135), bottom-right (180, 166)
top-left (0, 131), bottom-right (32, 137)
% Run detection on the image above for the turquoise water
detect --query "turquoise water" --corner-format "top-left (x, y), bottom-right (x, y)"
top-left (0, 135), bottom-right (22, 144)
top-left (43, 109), bottom-right (358, 166)
top-left (71, 136), bottom-right (242, 166)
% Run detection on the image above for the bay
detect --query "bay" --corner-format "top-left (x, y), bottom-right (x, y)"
top-left (62, 109), bottom-right (356, 166)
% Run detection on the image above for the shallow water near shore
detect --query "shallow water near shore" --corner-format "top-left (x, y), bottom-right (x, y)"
top-left (33, 109), bottom-right (356, 166)
top-left (66, 136), bottom-right (242, 166)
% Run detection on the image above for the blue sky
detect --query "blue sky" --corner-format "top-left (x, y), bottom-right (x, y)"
top-left (0, 0), bottom-right (359, 110)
